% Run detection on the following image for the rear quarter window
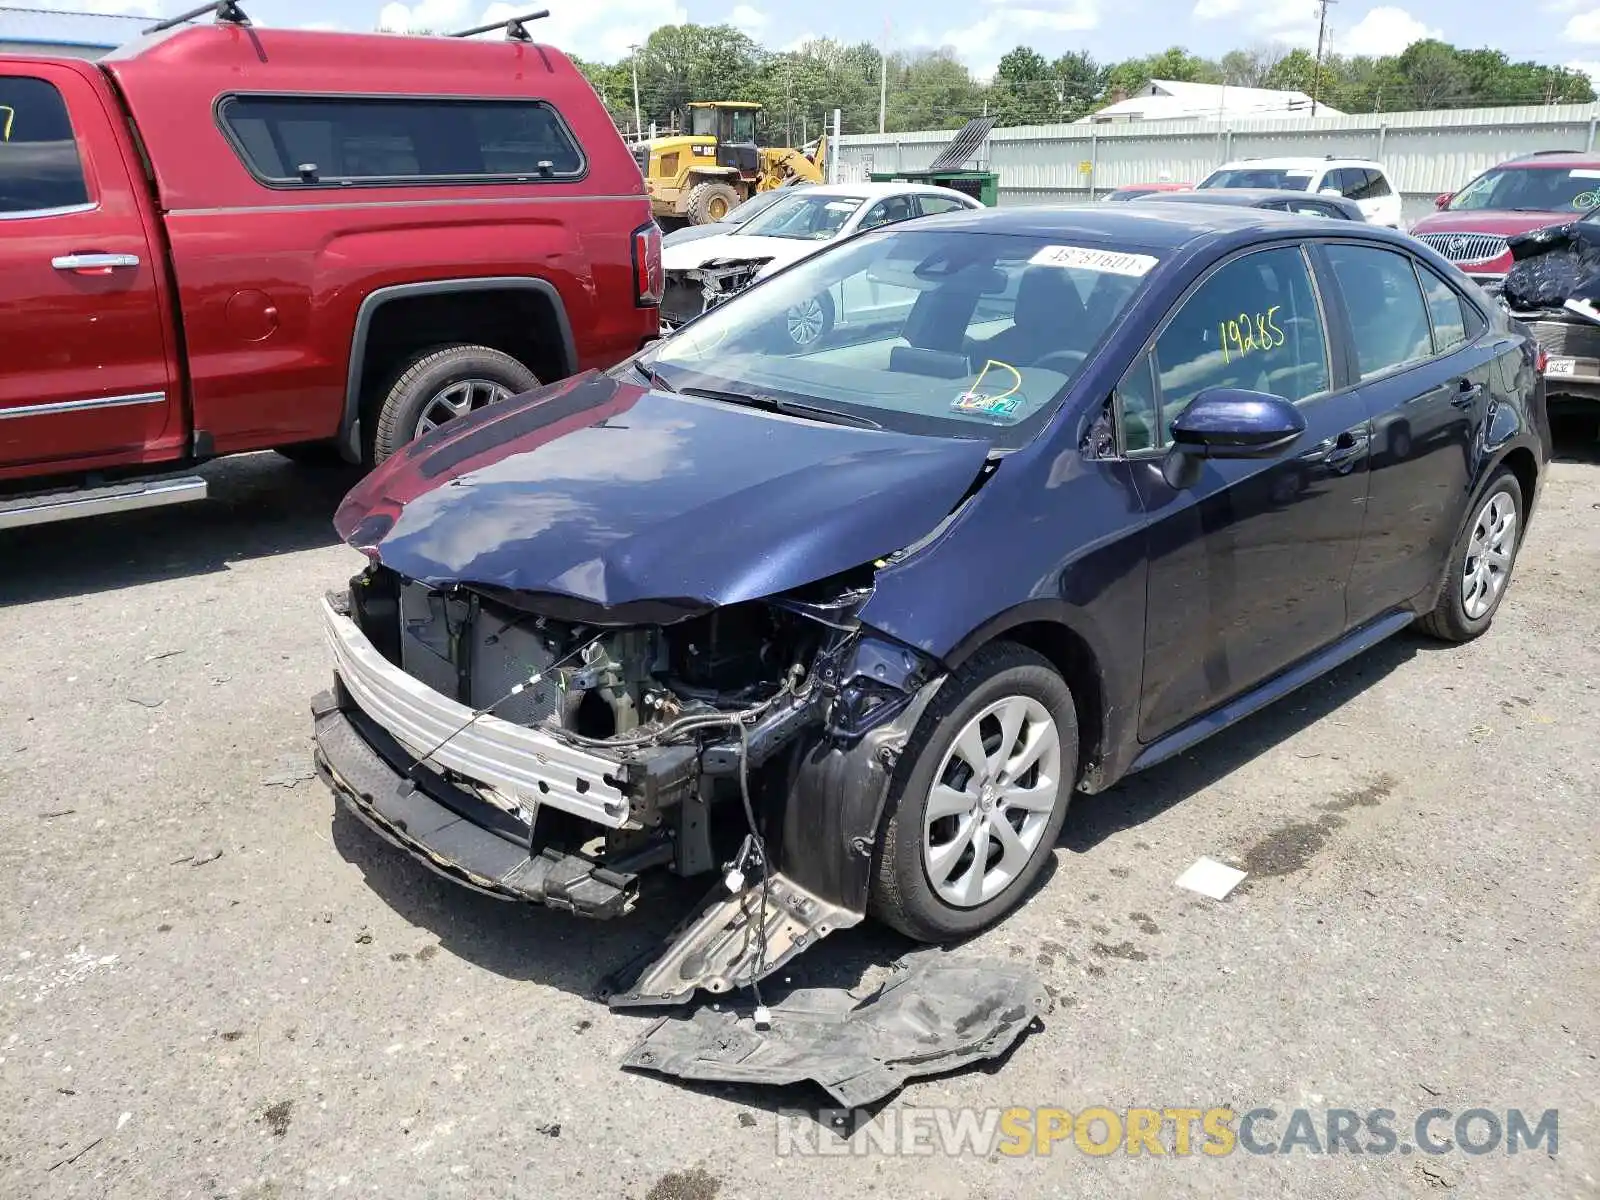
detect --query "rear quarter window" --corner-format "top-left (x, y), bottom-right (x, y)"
top-left (218, 94), bottom-right (586, 187)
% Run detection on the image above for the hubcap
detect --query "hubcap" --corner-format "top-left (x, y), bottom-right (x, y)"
top-left (786, 298), bottom-right (826, 347)
top-left (413, 378), bottom-right (513, 438)
top-left (1461, 490), bottom-right (1518, 620)
top-left (922, 695), bottom-right (1062, 908)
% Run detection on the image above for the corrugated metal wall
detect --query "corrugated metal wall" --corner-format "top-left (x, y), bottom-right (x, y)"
top-left (836, 104), bottom-right (1600, 224)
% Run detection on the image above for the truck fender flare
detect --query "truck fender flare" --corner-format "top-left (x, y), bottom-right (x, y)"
top-left (340, 276), bottom-right (577, 453)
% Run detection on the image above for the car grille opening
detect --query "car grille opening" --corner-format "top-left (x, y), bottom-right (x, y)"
top-left (1416, 233), bottom-right (1509, 264)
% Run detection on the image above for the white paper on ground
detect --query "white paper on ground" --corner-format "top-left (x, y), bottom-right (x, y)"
top-left (1175, 856), bottom-right (1247, 900)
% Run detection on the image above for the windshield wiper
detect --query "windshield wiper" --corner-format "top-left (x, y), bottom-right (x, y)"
top-left (680, 386), bottom-right (881, 429)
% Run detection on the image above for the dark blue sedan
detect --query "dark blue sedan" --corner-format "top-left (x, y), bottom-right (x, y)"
top-left (315, 204), bottom-right (1550, 1004)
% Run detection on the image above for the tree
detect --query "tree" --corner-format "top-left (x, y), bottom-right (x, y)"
top-left (992, 46), bottom-right (1057, 126)
top-left (1219, 47), bottom-right (1283, 88)
top-left (1263, 48), bottom-right (1317, 95)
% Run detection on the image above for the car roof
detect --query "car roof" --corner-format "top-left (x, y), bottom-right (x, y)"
top-left (908, 201), bottom-right (1399, 252)
top-left (1137, 188), bottom-right (1351, 207)
top-left (1499, 150), bottom-right (1600, 169)
top-left (797, 181), bottom-right (976, 200)
top-left (1215, 157), bottom-right (1380, 170)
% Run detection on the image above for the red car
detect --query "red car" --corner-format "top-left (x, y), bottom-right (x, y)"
top-left (0, 11), bottom-right (660, 531)
top-left (1410, 150), bottom-right (1600, 287)
top-left (1101, 181), bottom-right (1193, 202)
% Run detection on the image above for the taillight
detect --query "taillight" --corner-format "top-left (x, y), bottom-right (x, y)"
top-left (632, 221), bottom-right (663, 307)
top-left (1536, 346), bottom-right (1549, 374)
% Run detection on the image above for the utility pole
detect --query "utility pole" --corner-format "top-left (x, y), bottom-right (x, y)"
top-left (628, 44), bottom-right (642, 140)
top-left (878, 17), bottom-right (889, 134)
top-left (1310, 0), bottom-right (1336, 118)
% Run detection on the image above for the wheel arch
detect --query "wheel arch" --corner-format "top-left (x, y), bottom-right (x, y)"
top-left (340, 278), bottom-right (577, 459)
top-left (941, 600), bottom-right (1117, 791)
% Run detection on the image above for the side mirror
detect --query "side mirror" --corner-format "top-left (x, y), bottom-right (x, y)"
top-left (1435, 192), bottom-right (1453, 210)
top-left (1161, 389), bottom-right (1306, 488)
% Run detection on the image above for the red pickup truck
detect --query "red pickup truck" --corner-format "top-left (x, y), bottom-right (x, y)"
top-left (0, 12), bottom-right (661, 530)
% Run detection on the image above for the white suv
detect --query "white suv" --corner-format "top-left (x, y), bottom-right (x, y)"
top-left (1197, 157), bottom-right (1403, 228)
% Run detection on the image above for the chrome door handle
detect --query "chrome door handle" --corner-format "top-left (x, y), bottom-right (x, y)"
top-left (52, 253), bottom-right (140, 272)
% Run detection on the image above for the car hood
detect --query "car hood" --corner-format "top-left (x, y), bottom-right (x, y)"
top-left (1410, 210), bottom-right (1573, 236)
top-left (333, 371), bottom-right (993, 622)
top-left (661, 233), bottom-right (826, 277)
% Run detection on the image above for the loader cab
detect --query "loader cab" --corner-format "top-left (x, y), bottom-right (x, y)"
top-left (688, 102), bottom-right (760, 175)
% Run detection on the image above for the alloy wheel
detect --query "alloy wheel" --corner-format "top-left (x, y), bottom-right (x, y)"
top-left (413, 378), bottom-right (513, 438)
top-left (922, 695), bottom-right (1062, 908)
top-left (785, 298), bottom-right (827, 347)
top-left (1462, 490), bottom-right (1518, 620)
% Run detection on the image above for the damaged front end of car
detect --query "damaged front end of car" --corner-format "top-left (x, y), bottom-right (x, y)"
top-left (660, 257), bottom-right (772, 332)
top-left (311, 372), bottom-right (994, 1007)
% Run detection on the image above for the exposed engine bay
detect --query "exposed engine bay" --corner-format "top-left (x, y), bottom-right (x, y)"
top-left (660, 258), bottom-right (771, 331)
top-left (316, 559), bottom-right (946, 1006)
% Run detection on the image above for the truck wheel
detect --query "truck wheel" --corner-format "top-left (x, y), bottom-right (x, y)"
top-left (685, 181), bottom-right (740, 225)
top-left (370, 345), bottom-right (538, 464)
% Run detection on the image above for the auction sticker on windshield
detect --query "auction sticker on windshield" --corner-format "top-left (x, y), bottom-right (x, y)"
top-left (1029, 245), bottom-right (1158, 276)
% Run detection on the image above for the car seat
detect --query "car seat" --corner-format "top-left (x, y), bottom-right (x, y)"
top-left (971, 266), bottom-right (1089, 367)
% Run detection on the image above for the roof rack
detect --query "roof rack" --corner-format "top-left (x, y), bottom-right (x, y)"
top-left (143, 0), bottom-right (249, 34)
top-left (1529, 148), bottom-right (1584, 156)
top-left (447, 9), bottom-right (549, 40)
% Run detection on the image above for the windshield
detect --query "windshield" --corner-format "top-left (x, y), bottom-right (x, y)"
top-left (1448, 166), bottom-right (1600, 212)
top-left (739, 193), bottom-right (865, 239)
top-left (1200, 168), bottom-right (1313, 192)
top-left (723, 188), bottom-right (789, 226)
top-left (649, 228), bottom-right (1158, 450)
top-left (689, 107), bottom-right (717, 137)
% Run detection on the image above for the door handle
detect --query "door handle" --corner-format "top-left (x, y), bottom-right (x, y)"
top-left (1451, 379), bottom-right (1483, 409)
top-left (52, 253), bottom-right (140, 274)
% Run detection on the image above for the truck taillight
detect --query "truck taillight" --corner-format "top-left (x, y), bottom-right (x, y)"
top-left (1536, 346), bottom-right (1549, 374)
top-left (633, 222), bottom-right (663, 306)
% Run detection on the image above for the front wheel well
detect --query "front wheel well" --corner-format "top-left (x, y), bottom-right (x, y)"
top-left (973, 621), bottom-right (1105, 787)
top-left (353, 286), bottom-right (573, 432)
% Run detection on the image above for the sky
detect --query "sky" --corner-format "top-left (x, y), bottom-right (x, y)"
top-left (27, 0), bottom-right (1600, 83)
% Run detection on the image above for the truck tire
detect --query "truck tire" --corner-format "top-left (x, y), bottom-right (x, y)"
top-left (685, 181), bottom-right (741, 225)
top-left (370, 344), bottom-right (538, 464)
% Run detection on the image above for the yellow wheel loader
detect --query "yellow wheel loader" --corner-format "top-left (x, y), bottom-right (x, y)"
top-left (638, 102), bottom-right (826, 226)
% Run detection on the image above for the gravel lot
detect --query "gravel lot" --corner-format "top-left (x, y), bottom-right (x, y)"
top-left (2, 422), bottom-right (1597, 1200)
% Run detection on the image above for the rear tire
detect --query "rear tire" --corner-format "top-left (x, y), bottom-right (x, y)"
top-left (369, 344), bottom-right (537, 465)
top-left (870, 642), bottom-right (1077, 942)
top-left (685, 181), bottom-right (741, 225)
top-left (1418, 468), bottom-right (1524, 643)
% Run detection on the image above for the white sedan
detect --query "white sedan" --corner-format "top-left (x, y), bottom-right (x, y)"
top-left (660, 181), bottom-right (983, 343)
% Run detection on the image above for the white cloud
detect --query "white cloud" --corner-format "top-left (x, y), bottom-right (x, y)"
top-left (727, 3), bottom-right (767, 34)
top-left (24, 0), bottom-right (159, 13)
top-left (376, 0), bottom-right (686, 60)
top-left (1565, 8), bottom-right (1600, 40)
top-left (781, 30), bottom-right (819, 51)
top-left (1339, 5), bottom-right (1439, 55)
top-left (940, 0), bottom-right (1099, 79)
top-left (1192, 0), bottom-right (1319, 45)
top-left (1567, 58), bottom-right (1600, 82)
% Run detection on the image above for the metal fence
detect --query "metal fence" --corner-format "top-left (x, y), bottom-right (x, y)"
top-left (835, 103), bottom-right (1600, 224)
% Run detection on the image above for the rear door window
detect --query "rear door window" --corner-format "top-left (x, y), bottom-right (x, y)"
top-left (0, 75), bottom-right (89, 214)
top-left (1416, 263), bottom-right (1477, 353)
top-left (1324, 244), bottom-right (1435, 377)
top-left (1147, 245), bottom-right (1330, 444)
top-left (218, 95), bottom-right (585, 186)
top-left (917, 194), bottom-right (971, 216)
top-left (1362, 169), bottom-right (1392, 199)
